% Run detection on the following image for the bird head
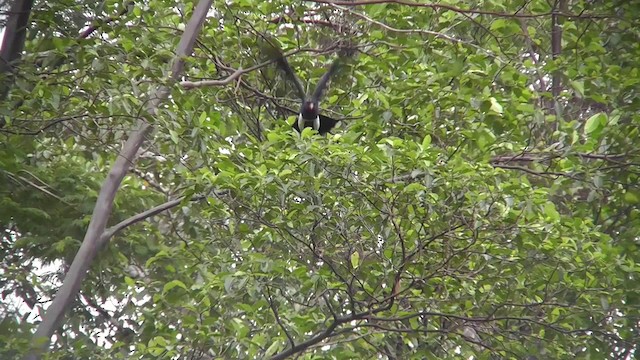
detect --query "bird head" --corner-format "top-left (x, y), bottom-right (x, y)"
top-left (301, 100), bottom-right (319, 120)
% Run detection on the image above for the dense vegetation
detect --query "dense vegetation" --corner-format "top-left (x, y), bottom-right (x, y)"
top-left (1, 0), bottom-right (639, 359)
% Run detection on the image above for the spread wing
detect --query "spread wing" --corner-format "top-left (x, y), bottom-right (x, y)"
top-left (311, 58), bottom-right (340, 102)
top-left (275, 55), bottom-right (306, 102)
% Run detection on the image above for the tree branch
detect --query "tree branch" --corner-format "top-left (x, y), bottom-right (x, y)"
top-left (331, 3), bottom-right (493, 56)
top-left (78, 2), bottom-right (134, 40)
top-left (308, 0), bottom-right (614, 19)
top-left (24, 1), bottom-right (214, 359)
top-left (182, 67), bottom-right (245, 88)
top-left (101, 195), bottom-right (206, 243)
top-left (0, 0), bottom-right (34, 102)
top-left (269, 320), bottom-right (339, 360)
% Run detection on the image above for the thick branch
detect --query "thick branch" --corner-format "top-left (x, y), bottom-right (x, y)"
top-left (550, 0), bottom-right (565, 99)
top-left (24, 1), bottom-right (214, 359)
top-left (0, 0), bottom-right (34, 101)
top-left (2, 1), bottom-right (134, 119)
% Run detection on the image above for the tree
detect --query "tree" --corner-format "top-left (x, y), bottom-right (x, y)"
top-left (1, 0), bottom-right (638, 359)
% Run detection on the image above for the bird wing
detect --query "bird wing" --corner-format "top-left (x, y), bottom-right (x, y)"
top-left (311, 58), bottom-right (341, 102)
top-left (275, 55), bottom-right (307, 102)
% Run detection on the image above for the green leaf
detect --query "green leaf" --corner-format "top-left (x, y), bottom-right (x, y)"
top-left (570, 80), bottom-right (585, 98)
top-left (3, 2), bottom-right (637, 359)
top-left (350, 251), bottom-right (360, 269)
top-left (169, 129), bottom-right (180, 144)
top-left (584, 113), bottom-right (607, 135)
top-left (544, 203), bottom-right (560, 221)
top-left (489, 97), bottom-right (503, 114)
top-left (163, 280), bottom-right (187, 294)
top-left (265, 341), bottom-right (280, 356)
top-left (198, 111), bottom-right (208, 125)
top-left (624, 192), bottom-right (639, 204)
top-left (421, 134), bottom-right (431, 148)
top-left (368, 3), bottom-right (387, 16)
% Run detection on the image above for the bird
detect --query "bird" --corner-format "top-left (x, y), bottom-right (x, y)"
top-left (275, 54), bottom-right (342, 135)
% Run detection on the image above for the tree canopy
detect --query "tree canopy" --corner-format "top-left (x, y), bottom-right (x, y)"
top-left (1, 0), bottom-right (639, 359)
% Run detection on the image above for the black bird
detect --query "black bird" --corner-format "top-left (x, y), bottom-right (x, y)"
top-left (275, 55), bottom-right (341, 135)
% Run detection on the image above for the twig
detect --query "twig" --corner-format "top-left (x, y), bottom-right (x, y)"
top-left (331, 3), bottom-right (494, 56)
top-left (308, 0), bottom-right (615, 19)
top-left (182, 67), bottom-right (245, 88)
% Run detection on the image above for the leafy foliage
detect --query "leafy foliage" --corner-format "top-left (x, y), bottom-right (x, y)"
top-left (1, 0), bottom-right (639, 359)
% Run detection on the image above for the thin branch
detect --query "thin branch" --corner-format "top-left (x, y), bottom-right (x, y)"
top-left (78, 2), bottom-right (134, 39)
top-left (182, 67), bottom-right (245, 88)
top-left (492, 163), bottom-right (578, 179)
top-left (332, 3), bottom-right (494, 56)
top-left (181, 46), bottom-right (341, 89)
top-left (269, 320), bottom-right (339, 360)
top-left (131, 168), bottom-right (169, 194)
top-left (101, 195), bottom-right (206, 242)
top-left (2, 170), bottom-right (71, 205)
top-left (269, 15), bottom-right (338, 29)
top-left (490, 152), bottom-right (627, 164)
top-left (269, 279), bottom-right (397, 360)
top-left (265, 286), bottom-right (295, 348)
top-left (1, 114), bottom-right (87, 135)
top-left (518, 18), bottom-right (547, 92)
top-left (309, 0), bottom-right (615, 19)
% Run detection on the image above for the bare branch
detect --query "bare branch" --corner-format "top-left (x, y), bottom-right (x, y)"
top-left (182, 67), bottom-right (245, 88)
top-left (102, 195), bottom-right (206, 242)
